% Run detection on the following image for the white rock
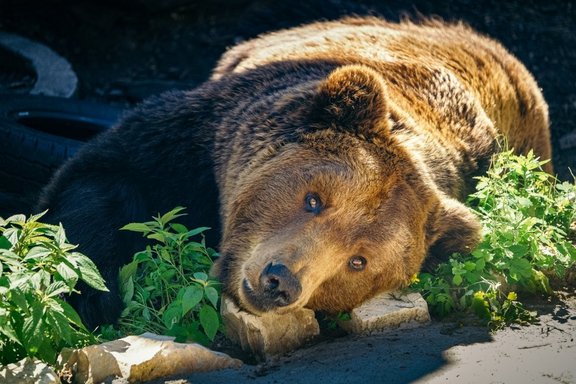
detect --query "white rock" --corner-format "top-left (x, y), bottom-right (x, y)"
top-left (0, 357), bottom-right (61, 384)
top-left (220, 296), bottom-right (320, 359)
top-left (58, 333), bottom-right (242, 384)
top-left (338, 291), bottom-right (431, 334)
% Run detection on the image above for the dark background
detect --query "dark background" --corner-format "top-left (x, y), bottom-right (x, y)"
top-left (0, 0), bottom-right (574, 183)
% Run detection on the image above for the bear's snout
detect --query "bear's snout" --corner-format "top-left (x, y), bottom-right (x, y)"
top-left (243, 262), bottom-right (302, 312)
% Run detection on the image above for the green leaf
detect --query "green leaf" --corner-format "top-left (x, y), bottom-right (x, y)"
top-left (160, 268), bottom-right (177, 281)
top-left (56, 262), bottom-right (79, 286)
top-left (170, 223), bottom-right (189, 234)
top-left (463, 261), bottom-right (477, 272)
top-left (452, 274), bottom-right (463, 286)
top-left (23, 300), bottom-right (46, 353)
top-left (181, 285), bottom-right (203, 316)
top-left (9, 287), bottom-right (30, 312)
top-left (120, 223), bottom-right (152, 233)
top-left (199, 304), bottom-right (219, 341)
top-left (30, 270), bottom-right (51, 291)
top-left (73, 253), bottom-right (108, 292)
top-left (142, 306), bottom-right (151, 321)
top-left (162, 304), bottom-right (182, 330)
top-left (54, 297), bottom-right (89, 331)
top-left (0, 249), bottom-right (23, 269)
top-left (45, 306), bottom-right (73, 346)
top-left (508, 258), bottom-right (533, 280)
top-left (165, 323), bottom-right (190, 343)
top-left (122, 277), bottom-right (135, 306)
top-left (193, 272), bottom-right (208, 281)
top-left (0, 236), bottom-right (11, 250)
top-left (508, 244), bottom-right (530, 258)
top-left (515, 197), bottom-right (532, 208)
top-left (133, 250), bottom-right (153, 263)
top-left (46, 281), bottom-right (69, 297)
top-left (119, 260), bottom-right (138, 285)
top-left (159, 207), bottom-right (187, 225)
top-left (26, 210), bottom-right (48, 224)
top-left (147, 233), bottom-right (166, 244)
top-left (187, 227), bottom-right (210, 237)
top-left (471, 292), bottom-right (491, 321)
top-left (5, 214), bottom-right (26, 224)
top-left (35, 338), bottom-right (58, 366)
top-left (185, 326), bottom-right (211, 346)
top-left (204, 286), bottom-right (219, 308)
top-left (22, 246), bottom-right (52, 262)
top-left (0, 322), bottom-right (21, 347)
top-left (55, 224), bottom-right (68, 247)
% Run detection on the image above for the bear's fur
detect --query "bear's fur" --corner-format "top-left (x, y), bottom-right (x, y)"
top-left (38, 17), bottom-right (551, 327)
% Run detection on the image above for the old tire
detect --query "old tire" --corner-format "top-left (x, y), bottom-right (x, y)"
top-left (0, 95), bottom-right (123, 193)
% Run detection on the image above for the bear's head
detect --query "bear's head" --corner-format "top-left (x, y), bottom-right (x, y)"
top-left (212, 65), bottom-right (482, 315)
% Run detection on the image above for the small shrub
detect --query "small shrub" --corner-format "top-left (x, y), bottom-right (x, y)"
top-left (413, 150), bottom-right (576, 329)
top-left (118, 207), bottom-right (221, 345)
top-left (0, 212), bottom-right (107, 365)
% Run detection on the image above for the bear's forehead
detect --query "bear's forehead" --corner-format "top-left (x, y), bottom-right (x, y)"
top-left (282, 152), bottom-right (384, 185)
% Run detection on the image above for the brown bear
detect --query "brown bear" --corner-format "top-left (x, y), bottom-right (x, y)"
top-left (38, 17), bottom-right (551, 327)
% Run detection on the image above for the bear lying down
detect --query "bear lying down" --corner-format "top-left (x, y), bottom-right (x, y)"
top-left (38, 17), bottom-right (552, 328)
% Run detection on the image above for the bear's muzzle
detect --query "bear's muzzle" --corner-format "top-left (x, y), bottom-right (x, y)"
top-left (242, 262), bottom-right (303, 312)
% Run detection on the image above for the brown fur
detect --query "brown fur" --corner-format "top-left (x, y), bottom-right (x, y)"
top-left (210, 17), bottom-right (552, 315)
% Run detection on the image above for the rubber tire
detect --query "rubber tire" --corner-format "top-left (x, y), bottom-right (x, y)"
top-left (0, 95), bottom-right (124, 194)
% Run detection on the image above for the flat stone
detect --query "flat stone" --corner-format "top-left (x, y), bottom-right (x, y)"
top-left (221, 296), bottom-right (320, 359)
top-left (58, 333), bottom-right (242, 384)
top-left (338, 291), bottom-right (430, 335)
top-left (0, 357), bottom-right (61, 384)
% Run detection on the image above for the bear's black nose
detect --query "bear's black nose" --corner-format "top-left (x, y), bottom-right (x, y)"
top-left (259, 262), bottom-right (302, 307)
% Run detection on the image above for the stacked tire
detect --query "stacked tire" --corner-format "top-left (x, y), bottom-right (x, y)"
top-left (0, 95), bottom-right (123, 213)
top-left (0, 32), bottom-right (125, 215)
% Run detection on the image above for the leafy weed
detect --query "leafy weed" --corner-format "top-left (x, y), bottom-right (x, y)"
top-left (0, 212), bottom-right (107, 365)
top-left (117, 207), bottom-right (222, 345)
top-left (413, 150), bottom-right (576, 329)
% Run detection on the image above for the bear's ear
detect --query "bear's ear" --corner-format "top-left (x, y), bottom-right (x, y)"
top-left (424, 196), bottom-right (483, 270)
top-left (311, 65), bottom-right (391, 139)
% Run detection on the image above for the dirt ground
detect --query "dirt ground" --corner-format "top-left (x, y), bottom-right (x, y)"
top-left (168, 295), bottom-right (576, 384)
top-left (0, 0), bottom-right (575, 383)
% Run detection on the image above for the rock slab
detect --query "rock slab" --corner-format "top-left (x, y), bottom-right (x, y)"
top-left (58, 333), bottom-right (242, 384)
top-left (339, 291), bottom-right (431, 334)
top-left (0, 357), bottom-right (61, 384)
top-left (221, 296), bottom-right (320, 359)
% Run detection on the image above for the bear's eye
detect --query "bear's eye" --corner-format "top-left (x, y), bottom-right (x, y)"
top-left (348, 256), bottom-right (367, 271)
top-left (304, 192), bottom-right (323, 214)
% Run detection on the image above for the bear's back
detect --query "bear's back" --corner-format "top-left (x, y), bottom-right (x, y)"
top-left (212, 17), bottom-right (551, 167)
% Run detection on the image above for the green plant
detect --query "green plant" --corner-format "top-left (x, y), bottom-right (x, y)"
top-left (118, 207), bottom-right (221, 345)
top-left (413, 150), bottom-right (576, 329)
top-left (0, 212), bottom-right (107, 365)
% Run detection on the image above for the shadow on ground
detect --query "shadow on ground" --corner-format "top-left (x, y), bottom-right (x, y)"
top-left (169, 323), bottom-right (493, 384)
top-left (160, 296), bottom-right (576, 384)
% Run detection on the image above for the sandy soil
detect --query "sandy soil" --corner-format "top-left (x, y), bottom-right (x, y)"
top-left (0, 1), bottom-right (575, 383)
